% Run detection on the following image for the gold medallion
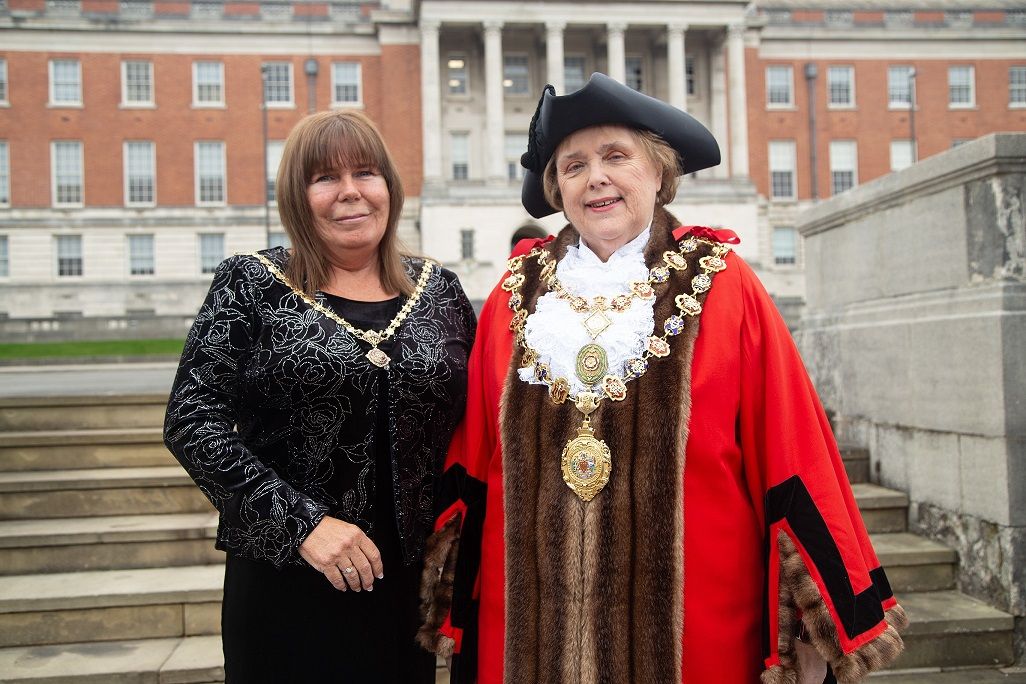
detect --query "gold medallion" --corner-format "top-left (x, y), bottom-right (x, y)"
top-left (366, 348), bottom-right (390, 368)
top-left (561, 419), bottom-right (612, 502)
top-left (575, 343), bottom-right (608, 385)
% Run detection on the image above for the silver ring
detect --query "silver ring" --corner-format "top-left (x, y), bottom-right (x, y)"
top-left (342, 566), bottom-right (355, 575)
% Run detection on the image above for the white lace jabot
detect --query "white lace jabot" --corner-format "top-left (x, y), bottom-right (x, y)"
top-left (519, 228), bottom-right (655, 395)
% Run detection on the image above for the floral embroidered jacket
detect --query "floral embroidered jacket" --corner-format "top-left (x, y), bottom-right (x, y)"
top-left (164, 247), bottom-right (476, 568)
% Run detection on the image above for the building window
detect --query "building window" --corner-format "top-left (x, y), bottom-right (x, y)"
top-left (503, 55), bottom-right (529, 95)
top-left (51, 141), bottom-right (83, 206)
top-left (0, 59), bottom-right (7, 105)
top-left (890, 139), bottom-right (915, 171)
top-left (124, 141), bottom-right (155, 206)
top-left (626, 56), bottom-right (644, 92)
top-left (195, 141), bottom-right (225, 205)
top-left (450, 132), bottom-right (469, 181)
top-left (269, 232), bottom-right (290, 249)
top-left (505, 133), bottom-right (527, 181)
top-left (331, 62), bottom-right (361, 106)
top-left (1011, 66), bottom-right (1026, 106)
top-left (447, 55), bottom-right (468, 95)
top-left (766, 65), bottom-right (793, 106)
top-left (262, 62), bottom-right (293, 106)
top-left (199, 233), bottom-right (224, 274)
top-left (0, 141), bottom-right (8, 206)
top-left (460, 228), bottom-right (475, 261)
top-left (261, 2), bottom-right (291, 20)
top-left (47, 0), bottom-right (80, 15)
top-left (266, 140), bottom-right (283, 203)
top-left (686, 55), bottom-right (696, 96)
top-left (827, 66), bottom-right (854, 107)
top-left (772, 227), bottom-right (797, 266)
top-left (193, 61), bottom-right (224, 106)
top-left (56, 234), bottom-right (83, 276)
top-left (191, 0), bottom-right (221, 18)
top-left (120, 1), bottom-right (154, 19)
top-left (121, 60), bottom-right (153, 106)
top-left (564, 56), bottom-right (586, 93)
top-left (0, 235), bottom-right (8, 277)
top-left (768, 140), bottom-right (796, 200)
top-left (329, 2), bottom-right (360, 21)
top-left (127, 234), bottom-right (154, 275)
top-left (887, 66), bottom-right (914, 108)
top-left (49, 59), bottom-right (82, 105)
top-left (830, 140), bottom-right (857, 195)
top-left (948, 66), bottom-right (974, 108)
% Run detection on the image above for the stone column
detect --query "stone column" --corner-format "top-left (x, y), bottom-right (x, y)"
top-left (667, 23), bottom-right (687, 111)
top-left (726, 23), bottom-right (749, 178)
top-left (484, 20), bottom-right (506, 184)
top-left (606, 22), bottom-right (626, 84)
top-left (420, 20), bottom-right (443, 185)
top-left (709, 32), bottom-right (728, 178)
top-left (546, 21), bottom-right (566, 94)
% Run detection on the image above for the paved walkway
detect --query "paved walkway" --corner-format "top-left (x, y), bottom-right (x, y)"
top-left (0, 362), bottom-right (178, 398)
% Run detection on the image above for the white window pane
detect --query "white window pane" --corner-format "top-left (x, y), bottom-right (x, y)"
top-left (626, 56), bottom-right (643, 92)
top-left (447, 55), bottom-right (468, 95)
top-left (266, 140), bottom-right (284, 203)
top-left (766, 66), bottom-right (792, 105)
top-left (890, 140), bottom-right (914, 171)
top-left (564, 56), bottom-right (586, 93)
top-left (686, 55), bottom-right (695, 97)
top-left (53, 141), bottom-right (83, 205)
top-left (199, 233), bottom-right (224, 274)
top-left (949, 66), bottom-right (974, 105)
top-left (827, 66), bottom-right (853, 106)
top-left (332, 62), bottom-right (361, 104)
top-left (0, 141), bottom-right (8, 206)
top-left (460, 228), bottom-right (475, 260)
top-left (263, 63), bottom-right (292, 104)
top-left (269, 232), bottom-right (291, 249)
top-left (1011, 67), bottom-right (1026, 105)
top-left (196, 142), bottom-right (225, 204)
top-left (125, 141), bottom-right (155, 205)
top-left (194, 62), bottom-right (224, 104)
top-left (503, 55), bottom-right (529, 95)
top-left (0, 60), bottom-right (8, 103)
top-left (505, 133), bottom-right (527, 181)
top-left (56, 235), bottom-right (83, 276)
top-left (888, 66), bottom-right (913, 107)
top-left (773, 227), bottom-right (797, 265)
top-left (123, 61), bottom-right (152, 103)
top-left (768, 141), bottom-right (795, 199)
top-left (0, 235), bottom-right (8, 278)
top-left (450, 132), bottom-right (469, 180)
top-left (128, 234), bottom-right (154, 275)
top-left (830, 141), bottom-right (857, 194)
top-left (51, 60), bottom-right (81, 103)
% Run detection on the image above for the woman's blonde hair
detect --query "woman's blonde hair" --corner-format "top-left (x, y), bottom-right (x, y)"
top-left (276, 109), bottom-right (414, 297)
top-left (541, 127), bottom-right (682, 214)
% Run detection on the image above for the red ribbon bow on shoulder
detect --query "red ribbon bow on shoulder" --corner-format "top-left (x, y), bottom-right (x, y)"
top-left (673, 225), bottom-right (741, 245)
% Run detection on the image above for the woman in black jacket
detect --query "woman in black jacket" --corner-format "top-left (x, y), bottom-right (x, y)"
top-left (164, 109), bottom-right (475, 682)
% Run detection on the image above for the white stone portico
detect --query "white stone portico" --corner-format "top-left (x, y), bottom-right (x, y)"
top-left (417, 0), bottom-right (763, 305)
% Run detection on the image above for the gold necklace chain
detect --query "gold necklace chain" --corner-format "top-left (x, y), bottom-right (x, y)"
top-left (251, 252), bottom-right (435, 368)
top-left (502, 236), bottom-right (730, 501)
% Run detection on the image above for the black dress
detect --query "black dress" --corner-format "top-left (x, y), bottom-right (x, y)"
top-left (220, 295), bottom-right (436, 683)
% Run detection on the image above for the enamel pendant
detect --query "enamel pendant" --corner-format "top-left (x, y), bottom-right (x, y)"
top-left (561, 419), bottom-right (612, 502)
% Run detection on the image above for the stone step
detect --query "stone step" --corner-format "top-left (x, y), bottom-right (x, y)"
top-left (0, 428), bottom-right (174, 472)
top-left (839, 444), bottom-right (870, 484)
top-left (0, 467), bottom-right (212, 520)
top-left (894, 590), bottom-right (1016, 670)
top-left (0, 513), bottom-right (221, 575)
top-left (0, 395), bottom-right (167, 432)
top-left (853, 482), bottom-right (909, 533)
top-left (874, 667), bottom-right (1026, 682)
top-left (871, 532), bottom-right (957, 592)
top-left (0, 635), bottom-right (453, 683)
top-left (0, 565), bottom-right (223, 648)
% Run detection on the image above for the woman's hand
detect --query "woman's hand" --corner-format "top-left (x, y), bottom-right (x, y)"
top-left (299, 516), bottom-right (384, 592)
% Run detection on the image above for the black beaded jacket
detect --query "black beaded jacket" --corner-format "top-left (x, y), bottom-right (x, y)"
top-left (164, 247), bottom-right (476, 568)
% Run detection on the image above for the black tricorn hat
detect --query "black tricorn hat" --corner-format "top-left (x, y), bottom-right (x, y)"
top-left (520, 72), bottom-right (721, 219)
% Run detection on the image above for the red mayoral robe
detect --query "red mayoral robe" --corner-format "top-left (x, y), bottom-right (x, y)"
top-left (419, 211), bottom-right (907, 684)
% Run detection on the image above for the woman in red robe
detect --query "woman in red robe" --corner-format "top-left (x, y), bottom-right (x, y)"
top-left (419, 72), bottom-right (907, 683)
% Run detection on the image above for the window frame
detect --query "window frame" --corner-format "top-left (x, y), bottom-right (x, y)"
top-left (772, 226), bottom-right (798, 267)
top-left (120, 60), bottom-right (154, 107)
top-left (194, 141), bottom-right (226, 206)
top-left (192, 61), bottom-right (225, 107)
top-left (502, 53), bottom-right (530, 96)
top-left (127, 233), bottom-right (155, 276)
top-left (55, 234), bottom-right (83, 277)
top-left (450, 131), bottom-right (469, 181)
top-left (460, 228), bottom-right (475, 261)
top-left (265, 140), bottom-right (284, 204)
top-left (768, 140), bottom-right (796, 201)
top-left (829, 140), bottom-right (858, 195)
top-left (331, 61), bottom-right (362, 107)
top-left (563, 55), bottom-right (586, 94)
top-left (49, 59), bottom-right (82, 107)
top-left (889, 139), bottom-right (916, 172)
top-left (123, 140), bottom-right (156, 207)
top-left (826, 65), bottom-right (855, 109)
top-left (887, 65), bottom-right (915, 110)
top-left (0, 235), bottom-right (8, 278)
top-left (1010, 66), bottom-right (1026, 108)
top-left (0, 59), bottom-right (8, 106)
top-left (51, 140), bottom-right (84, 207)
top-left (504, 132), bottom-right (527, 182)
top-left (0, 141), bottom-right (9, 207)
top-left (446, 54), bottom-right (469, 96)
top-left (765, 65), bottom-right (794, 108)
top-left (948, 65), bottom-right (975, 109)
top-left (198, 232), bottom-right (225, 275)
top-left (261, 61), bottom-right (295, 108)
top-left (625, 54), bottom-right (645, 92)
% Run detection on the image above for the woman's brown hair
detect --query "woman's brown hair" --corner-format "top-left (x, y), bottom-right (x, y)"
top-left (541, 126), bottom-right (682, 214)
top-left (276, 109), bottom-right (414, 296)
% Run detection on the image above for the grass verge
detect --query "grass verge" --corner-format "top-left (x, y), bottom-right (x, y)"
top-left (0, 338), bottom-right (185, 361)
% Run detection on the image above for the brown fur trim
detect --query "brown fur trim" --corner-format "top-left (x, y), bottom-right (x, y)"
top-left (770, 531), bottom-right (907, 683)
top-left (416, 513), bottom-right (461, 655)
top-left (500, 210), bottom-right (716, 683)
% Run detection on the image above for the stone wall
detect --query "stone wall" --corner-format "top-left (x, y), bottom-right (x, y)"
top-left (795, 133), bottom-right (1026, 661)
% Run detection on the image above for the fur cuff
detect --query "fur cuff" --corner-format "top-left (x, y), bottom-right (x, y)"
top-left (761, 532), bottom-right (907, 683)
top-left (416, 513), bottom-right (462, 655)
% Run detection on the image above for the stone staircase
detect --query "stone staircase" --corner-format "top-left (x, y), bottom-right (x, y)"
top-left (0, 398), bottom-right (1019, 683)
